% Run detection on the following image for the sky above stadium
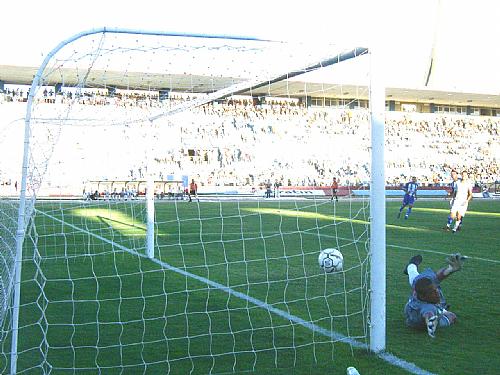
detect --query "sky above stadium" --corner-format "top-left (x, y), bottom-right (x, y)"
top-left (1, 0), bottom-right (499, 93)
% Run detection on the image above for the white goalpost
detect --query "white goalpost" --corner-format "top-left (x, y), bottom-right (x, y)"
top-left (0, 28), bottom-right (385, 374)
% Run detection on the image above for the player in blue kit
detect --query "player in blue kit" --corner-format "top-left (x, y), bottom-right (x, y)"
top-left (403, 253), bottom-right (466, 338)
top-left (398, 176), bottom-right (418, 219)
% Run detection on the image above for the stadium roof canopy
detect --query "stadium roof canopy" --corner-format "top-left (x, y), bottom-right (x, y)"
top-left (3, 62), bottom-right (500, 109)
top-left (2, 64), bottom-right (500, 108)
top-left (1, 1), bottom-right (500, 110)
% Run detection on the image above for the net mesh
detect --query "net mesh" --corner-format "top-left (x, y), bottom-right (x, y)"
top-left (0, 30), bottom-right (371, 374)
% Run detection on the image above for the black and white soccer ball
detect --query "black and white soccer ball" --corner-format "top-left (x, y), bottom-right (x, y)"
top-left (318, 248), bottom-right (343, 273)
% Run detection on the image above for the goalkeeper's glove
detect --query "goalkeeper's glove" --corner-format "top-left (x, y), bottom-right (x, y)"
top-left (425, 315), bottom-right (438, 338)
top-left (446, 253), bottom-right (467, 273)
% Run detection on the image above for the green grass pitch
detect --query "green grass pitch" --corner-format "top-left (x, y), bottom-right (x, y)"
top-left (4, 198), bottom-right (500, 375)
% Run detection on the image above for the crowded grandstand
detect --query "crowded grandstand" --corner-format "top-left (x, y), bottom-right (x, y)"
top-left (0, 84), bottom-right (498, 198)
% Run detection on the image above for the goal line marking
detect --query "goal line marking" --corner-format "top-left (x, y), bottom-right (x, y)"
top-left (36, 209), bottom-right (435, 375)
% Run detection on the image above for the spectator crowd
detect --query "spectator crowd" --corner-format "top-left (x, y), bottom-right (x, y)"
top-left (0, 87), bottom-right (498, 195)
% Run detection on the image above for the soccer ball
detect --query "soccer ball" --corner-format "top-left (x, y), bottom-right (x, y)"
top-left (318, 248), bottom-right (343, 273)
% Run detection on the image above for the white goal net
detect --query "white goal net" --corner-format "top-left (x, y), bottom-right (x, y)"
top-left (0, 29), bottom-right (379, 374)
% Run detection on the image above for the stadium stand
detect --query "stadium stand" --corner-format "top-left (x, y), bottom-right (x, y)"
top-left (0, 86), bottom-right (498, 197)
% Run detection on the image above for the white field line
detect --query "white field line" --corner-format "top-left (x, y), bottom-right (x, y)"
top-left (36, 209), bottom-right (436, 375)
top-left (148, 228), bottom-right (499, 265)
top-left (300, 231), bottom-right (500, 265)
top-left (385, 243), bottom-right (500, 264)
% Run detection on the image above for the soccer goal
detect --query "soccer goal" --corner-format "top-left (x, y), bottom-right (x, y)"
top-left (0, 28), bottom-right (385, 374)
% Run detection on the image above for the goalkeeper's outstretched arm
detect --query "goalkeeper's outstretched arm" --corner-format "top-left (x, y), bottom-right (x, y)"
top-left (436, 253), bottom-right (467, 281)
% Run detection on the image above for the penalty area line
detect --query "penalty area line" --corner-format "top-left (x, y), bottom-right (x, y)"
top-left (387, 243), bottom-right (500, 265)
top-left (36, 209), bottom-right (436, 375)
top-left (300, 231), bottom-right (500, 265)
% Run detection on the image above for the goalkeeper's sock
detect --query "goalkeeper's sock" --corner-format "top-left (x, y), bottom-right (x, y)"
top-left (453, 220), bottom-right (461, 232)
top-left (406, 264), bottom-right (419, 285)
top-left (403, 255), bottom-right (422, 276)
top-left (447, 216), bottom-right (453, 226)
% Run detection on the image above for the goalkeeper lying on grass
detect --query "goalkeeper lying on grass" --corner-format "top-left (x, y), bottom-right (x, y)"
top-left (403, 253), bottom-right (467, 338)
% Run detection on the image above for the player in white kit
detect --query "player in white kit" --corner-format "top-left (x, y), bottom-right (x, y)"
top-left (449, 170), bottom-right (473, 233)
